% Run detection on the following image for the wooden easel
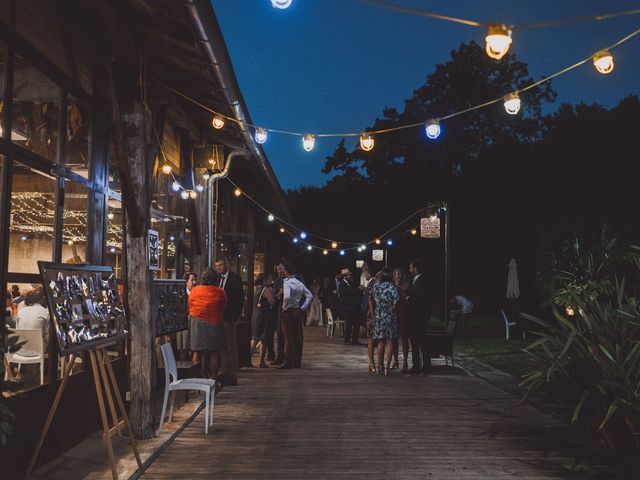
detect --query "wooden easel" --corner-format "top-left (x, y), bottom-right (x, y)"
top-left (25, 348), bottom-right (142, 480)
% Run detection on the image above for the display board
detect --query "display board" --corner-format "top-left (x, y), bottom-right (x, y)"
top-left (153, 279), bottom-right (188, 336)
top-left (38, 262), bottom-right (128, 355)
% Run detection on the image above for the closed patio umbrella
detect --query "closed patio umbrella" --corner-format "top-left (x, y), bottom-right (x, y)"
top-left (506, 258), bottom-right (520, 299)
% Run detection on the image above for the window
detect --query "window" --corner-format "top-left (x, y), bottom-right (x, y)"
top-left (12, 55), bottom-right (61, 161)
top-left (105, 198), bottom-right (123, 278)
top-left (0, 41), bottom-right (5, 136)
top-left (8, 163), bottom-right (55, 274)
top-left (61, 181), bottom-right (89, 264)
top-left (65, 95), bottom-right (90, 178)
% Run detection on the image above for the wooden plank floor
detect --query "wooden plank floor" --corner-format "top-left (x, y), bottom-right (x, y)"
top-left (142, 327), bottom-right (626, 479)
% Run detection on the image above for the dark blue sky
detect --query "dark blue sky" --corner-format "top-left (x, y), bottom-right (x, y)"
top-left (213, 0), bottom-right (640, 189)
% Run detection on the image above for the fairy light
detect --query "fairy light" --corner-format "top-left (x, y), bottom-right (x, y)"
top-left (271, 0), bottom-right (292, 8)
top-left (107, 213), bottom-right (115, 220)
top-left (323, 249), bottom-right (328, 255)
top-left (593, 50), bottom-right (614, 74)
top-left (189, 190), bottom-right (197, 199)
top-left (425, 119), bottom-right (441, 139)
top-left (293, 237), bottom-right (299, 244)
top-left (203, 172), bottom-right (211, 180)
top-left (410, 228), bottom-right (417, 236)
top-left (503, 92), bottom-right (521, 115)
top-left (161, 165), bottom-right (172, 174)
top-left (307, 245), bottom-right (313, 251)
top-left (171, 181), bottom-right (181, 192)
top-left (234, 188), bottom-right (242, 197)
top-left (268, 214), bottom-right (275, 222)
top-left (255, 127), bottom-right (268, 144)
top-left (331, 241), bottom-right (338, 249)
top-left (386, 239), bottom-right (393, 246)
top-left (360, 244), bottom-right (367, 250)
top-left (195, 184), bottom-right (204, 192)
top-left (279, 227), bottom-right (286, 233)
top-left (566, 306), bottom-right (575, 316)
top-left (212, 115), bottom-right (225, 129)
top-left (302, 134), bottom-right (316, 152)
top-left (360, 134), bottom-right (374, 151)
top-left (485, 24), bottom-right (512, 60)
top-left (180, 190), bottom-right (189, 200)
top-left (300, 232), bottom-right (307, 239)
top-left (374, 238), bottom-right (381, 245)
top-left (339, 250), bottom-right (346, 256)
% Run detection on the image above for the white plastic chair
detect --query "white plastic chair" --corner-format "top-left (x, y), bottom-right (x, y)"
top-left (501, 309), bottom-right (526, 340)
top-left (158, 343), bottom-right (216, 434)
top-left (325, 308), bottom-right (345, 337)
top-left (6, 328), bottom-right (47, 385)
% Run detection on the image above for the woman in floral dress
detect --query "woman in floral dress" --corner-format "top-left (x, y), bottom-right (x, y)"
top-left (369, 267), bottom-right (400, 375)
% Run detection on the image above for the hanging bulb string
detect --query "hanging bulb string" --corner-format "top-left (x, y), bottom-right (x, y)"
top-left (362, 0), bottom-right (484, 27)
top-left (153, 25), bottom-right (640, 143)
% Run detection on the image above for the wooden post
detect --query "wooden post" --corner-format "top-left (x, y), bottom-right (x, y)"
top-left (89, 350), bottom-right (118, 480)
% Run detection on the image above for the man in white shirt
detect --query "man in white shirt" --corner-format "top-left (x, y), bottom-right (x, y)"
top-left (278, 261), bottom-right (312, 369)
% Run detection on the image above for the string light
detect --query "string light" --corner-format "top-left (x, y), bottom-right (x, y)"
top-left (255, 127), bottom-right (268, 144)
top-left (386, 239), bottom-right (393, 246)
top-left (189, 190), bottom-right (197, 199)
top-left (322, 249), bottom-right (329, 255)
top-left (234, 188), bottom-right (242, 197)
top-left (293, 237), bottom-right (299, 244)
top-left (180, 190), bottom-right (189, 200)
top-left (485, 24), bottom-right (512, 60)
top-left (374, 238), bottom-right (381, 245)
top-left (410, 228), bottom-right (417, 236)
top-left (203, 172), bottom-right (211, 180)
top-left (307, 245), bottom-right (313, 251)
top-left (161, 165), bottom-right (172, 174)
top-left (300, 232), bottom-right (308, 239)
top-left (268, 214), bottom-right (275, 222)
top-left (593, 50), bottom-right (614, 74)
top-left (425, 119), bottom-right (441, 139)
top-left (212, 115), bottom-right (225, 129)
top-left (302, 134), bottom-right (316, 152)
top-left (339, 250), bottom-right (346, 256)
top-left (195, 184), bottom-right (205, 192)
top-left (107, 213), bottom-right (115, 220)
top-left (280, 227), bottom-right (286, 233)
top-left (360, 134), bottom-right (375, 151)
top-left (331, 241), bottom-right (338, 249)
top-left (503, 92), bottom-right (521, 115)
top-left (171, 181), bottom-right (181, 192)
top-left (271, 0), bottom-right (292, 9)
top-left (360, 244), bottom-right (367, 250)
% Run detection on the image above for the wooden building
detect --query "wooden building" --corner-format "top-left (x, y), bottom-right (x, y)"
top-left (0, 0), bottom-right (290, 476)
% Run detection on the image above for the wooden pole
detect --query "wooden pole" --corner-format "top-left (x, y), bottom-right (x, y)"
top-left (25, 354), bottom-right (76, 479)
top-left (96, 349), bottom-right (122, 436)
top-left (89, 350), bottom-right (119, 480)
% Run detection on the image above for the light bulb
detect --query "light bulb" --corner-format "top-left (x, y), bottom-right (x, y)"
top-left (293, 237), bottom-right (299, 244)
top-left (271, 0), bottom-right (292, 8)
top-left (485, 24), bottom-right (512, 60)
top-left (360, 134), bottom-right (374, 151)
top-left (374, 239), bottom-right (381, 245)
top-left (410, 228), bottom-right (417, 236)
top-left (268, 214), bottom-right (275, 222)
top-left (360, 244), bottom-right (367, 250)
top-left (425, 119), bottom-right (441, 139)
top-left (161, 165), bottom-right (172, 174)
top-left (195, 184), bottom-right (204, 192)
top-left (503, 92), bottom-right (521, 115)
top-left (107, 213), bottom-right (114, 220)
top-left (339, 250), bottom-right (346, 256)
top-left (279, 227), bottom-right (286, 233)
top-left (171, 181), bottom-right (181, 192)
top-left (386, 239), bottom-right (393, 246)
top-left (302, 134), bottom-right (315, 152)
top-left (234, 188), bottom-right (242, 197)
top-left (566, 306), bottom-right (575, 316)
top-left (203, 172), bottom-right (211, 180)
top-left (323, 249), bottom-right (328, 256)
top-left (331, 241), bottom-right (338, 249)
top-left (307, 245), bottom-right (312, 251)
top-left (110, 247), bottom-right (116, 253)
top-left (300, 232), bottom-right (307, 240)
top-left (593, 50), bottom-right (614, 74)
top-left (180, 190), bottom-right (189, 200)
top-left (189, 190), bottom-right (197, 199)
top-left (20, 235), bottom-right (28, 241)
top-left (255, 127), bottom-right (268, 144)
top-left (169, 235), bottom-right (175, 241)
top-left (212, 115), bottom-right (225, 129)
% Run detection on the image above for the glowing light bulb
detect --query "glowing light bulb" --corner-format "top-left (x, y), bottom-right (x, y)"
top-left (110, 247), bottom-right (116, 253)
top-left (189, 190), bottom-right (197, 199)
top-left (566, 306), bottom-right (575, 316)
top-left (503, 92), bottom-right (521, 115)
top-left (280, 227), bottom-right (286, 233)
top-left (169, 235), bottom-right (175, 241)
top-left (307, 245), bottom-right (313, 251)
top-left (212, 115), bottom-right (225, 129)
top-left (300, 232), bottom-right (307, 240)
top-left (360, 244), bottom-right (367, 250)
top-left (234, 188), bottom-right (242, 197)
top-left (425, 119), bottom-right (441, 139)
top-left (374, 239), bottom-right (381, 245)
top-left (323, 249), bottom-right (328, 256)
top-left (293, 237), bottom-right (299, 244)
top-left (331, 241), bottom-right (338, 249)
top-left (161, 165), bottom-right (172, 174)
top-left (271, 0), bottom-right (292, 8)
top-left (268, 214), bottom-right (275, 222)
top-left (171, 181), bottom-right (181, 192)
top-left (593, 50), bottom-right (614, 74)
top-left (386, 239), bottom-right (393, 246)
top-left (255, 127), bottom-right (268, 144)
top-left (339, 250), bottom-right (345, 256)
top-left (410, 228), bottom-right (417, 236)
top-left (20, 235), bottom-right (28, 241)
top-left (203, 172), bottom-right (211, 180)
top-left (195, 184), bottom-right (204, 192)
top-left (485, 24), bottom-right (512, 60)
top-left (302, 134), bottom-right (316, 152)
top-left (360, 134), bottom-right (374, 151)
top-left (107, 213), bottom-right (114, 220)
top-left (180, 190), bottom-right (189, 200)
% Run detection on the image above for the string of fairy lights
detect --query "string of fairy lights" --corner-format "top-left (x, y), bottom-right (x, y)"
top-left (152, 1), bottom-right (640, 254)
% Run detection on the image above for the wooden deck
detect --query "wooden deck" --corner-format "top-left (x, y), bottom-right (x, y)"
top-left (142, 327), bottom-right (627, 479)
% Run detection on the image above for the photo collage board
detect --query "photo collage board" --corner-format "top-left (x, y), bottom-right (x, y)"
top-left (38, 262), bottom-right (128, 355)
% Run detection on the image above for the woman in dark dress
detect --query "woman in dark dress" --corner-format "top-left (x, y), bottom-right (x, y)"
top-left (251, 273), bottom-right (275, 368)
top-left (393, 267), bottom-right (410, 373)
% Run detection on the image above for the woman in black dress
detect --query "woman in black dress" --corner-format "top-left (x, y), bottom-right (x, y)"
top-left (251, 273), bottom-right (275, 368)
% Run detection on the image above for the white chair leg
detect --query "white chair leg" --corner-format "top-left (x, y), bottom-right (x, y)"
top-left (505, 325), bottom-right (510, 340)
top-left (204, 390), bottom-right (210, 435)
top-left (168, 391), bottom-right (176, 423)
top-left (40, 360), bottom-right (45, 385)
top-left (158, 388), bottom-right (170, 433)
top-left (210, 389), bottom-right (215, 427)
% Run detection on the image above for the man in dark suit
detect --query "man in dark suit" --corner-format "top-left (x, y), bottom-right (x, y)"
top-left (408, 259), bottom-right (431, 374)
top-left (338, 268), bottom-right (361, 345)
top-left (215, 256), bottom-right (245, 386)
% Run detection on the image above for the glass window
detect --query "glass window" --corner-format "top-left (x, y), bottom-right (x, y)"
top-left (105, 198), bottom-right (123, 278)
top-left (65, 95), bottom-right (90, 178)
top-left (0, 41), bottom-right (5, 136)
top-left (8, 163), bottom-right (55, 274)
top-left (108, 141), bottom-right (121, 193)
top-left (12, 55), bottom-right (61, 161)
top-left (61, 181), bottom-right (89, 264)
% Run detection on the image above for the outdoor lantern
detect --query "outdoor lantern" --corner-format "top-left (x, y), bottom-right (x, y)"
top-left (271, 0), bottom-right (292, 8)
top-left (425, 119), bottom-right (441, 139)
top-left (189, 190), bottom-right (197, 199)
top-left (161, 165), bottom-right (172, 174)
top-left (268, 213), bottom-right (275, 222)
top-left (300, 232), bottom-right (307, 239)
top-left (180, 190), bottom-right (189, 200)
top-left (280, 227), bottom-right (286, 233)
top-left (234, 188), bottom-right (242, 197)
top-left (195, 184), bottom-right (204, 192)
top-left (171, 181), bottom-right (181, 192)
top-left (593, 50), bottom-right (614, 74)
top-left (302, 134), bottom-right (316, 152)
top-left (360, 134), bottom-right (374, 151)
top-left (212, 115), bottom-right (225, 129)
top-left (307, 245), bottom-right (313, 251)
top-left (503, 92), bottom-right (521, 115)
top-left (255, 127), bottom-right (268, 144)
top-left (485, 24), bottom-right (512, 60)
top-left (331, 241), bottom-right (338, 249)
top-left (339, 249), bottom-right (346, 256)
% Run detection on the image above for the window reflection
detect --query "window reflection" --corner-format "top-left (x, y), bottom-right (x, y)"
top-left (0, 41), bottom-right (5, 136)
top-left (8, 163), bottom-right (55, 273)
top-left (12, 55), bottom-right (60, 161)
top-left (62, 181), bottom-right (88, 264)
top-left (65, 95), bottom-right (90, 178)
top-left (105, 199), bottom-right (123, 278)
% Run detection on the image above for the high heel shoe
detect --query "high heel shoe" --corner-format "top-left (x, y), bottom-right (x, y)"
top-left (384, 366), bottom-right (391, 376)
